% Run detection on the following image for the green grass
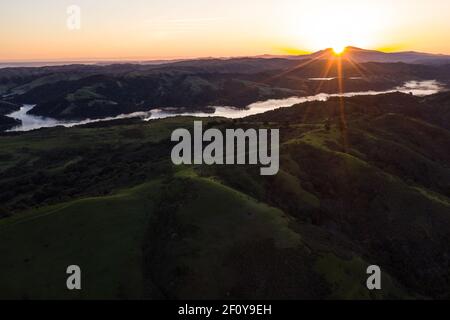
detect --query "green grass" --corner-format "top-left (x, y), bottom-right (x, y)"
top-left (0, 171), bottom-right (304, 299)
top-left (0, 116), bottom-right (218, 173)
top-left (142, 173), bottom-right (306, 299)
top-left (11, 74), bottom-right (85, 95)
top-left (315, 253), bottom-right (409, 300)
top-left (0, 181), bottom-right (161, 299)
top-left (178, 175), bottom-right (302, 250)
top-left (66, 86), bottom-right (106, 102)
top-left (1, 104), bottom-right (449, 299)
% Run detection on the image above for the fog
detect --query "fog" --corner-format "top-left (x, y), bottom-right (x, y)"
top-left (6, 80), bottom-right (443, 132)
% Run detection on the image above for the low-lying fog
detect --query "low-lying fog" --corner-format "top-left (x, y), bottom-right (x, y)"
top-left (6, 80), bottom-right (444, 132)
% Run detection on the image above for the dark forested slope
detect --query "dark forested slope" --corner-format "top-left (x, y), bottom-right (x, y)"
top-left (1, 58), bottom-right (449, 121)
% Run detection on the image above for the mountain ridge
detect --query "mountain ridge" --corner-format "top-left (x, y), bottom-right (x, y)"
top-left (2, 47), bottom-right (450, 69)
top-left (258, 46), bottom-right (450, 65)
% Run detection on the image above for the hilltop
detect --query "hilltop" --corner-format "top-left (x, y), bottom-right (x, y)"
top-left (261, 46), bottom-right (450, 65)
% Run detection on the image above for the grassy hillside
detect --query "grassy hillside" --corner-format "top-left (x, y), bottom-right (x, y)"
top-left (0, 92), bottom-right (449, 299)
top-left (0, 171), bottom-right (407, 300)
top-left (0, 182), bottom-right (158, 299)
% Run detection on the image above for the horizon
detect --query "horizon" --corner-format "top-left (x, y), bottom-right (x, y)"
top-left (1, 0), bottom-right (450, 61)
top-left (1, 46), bottom-right (449, 65)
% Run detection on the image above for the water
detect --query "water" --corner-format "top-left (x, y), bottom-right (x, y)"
top-left (309, 77), bottom-right (335, 81)
top-left (5, 80), bottom-right (444, 132)
top-left (6, 106), bottom-right (63, 131)
top-left (146, 80), bottom-right (444, 119)
top-left (6, 107), bottom-right (153, 132)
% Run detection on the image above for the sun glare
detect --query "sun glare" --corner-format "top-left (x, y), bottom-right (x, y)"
top-left (284, 2), bottom-right (388, 54)
top-left (332, 46), bottom-right (346, 55)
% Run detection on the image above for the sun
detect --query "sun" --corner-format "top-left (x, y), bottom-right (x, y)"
top-left (285, 2), bottom-right (384, 55)
top-left (332, 46), bottom-right (346, 55)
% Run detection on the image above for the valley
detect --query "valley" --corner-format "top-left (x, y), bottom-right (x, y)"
top-left (1, 50), bottom-right (449, 127)
top-left (2, 80), bottom-right (444, 132)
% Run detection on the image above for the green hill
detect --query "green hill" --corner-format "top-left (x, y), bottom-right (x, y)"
top-left (0, 92), bottom-right (449, 299)
top-left (0, 171), bottom-right (408, 300)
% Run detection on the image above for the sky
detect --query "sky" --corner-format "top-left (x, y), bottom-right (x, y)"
top-left (1, 0), bottom-right (449, 61)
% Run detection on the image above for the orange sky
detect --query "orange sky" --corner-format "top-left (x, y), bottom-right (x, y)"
top-left (1, 0), bottom-right (450, 61)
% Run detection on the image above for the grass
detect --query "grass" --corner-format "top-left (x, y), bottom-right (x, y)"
top-left (178, 175), bottom-right (302, 250)
top-left (0, 181), bottom-right (161, 299)
top-left (66, 86), bottom-right (105, 102)
top-left (0, 103), bottom-right (449, 299)
top-left (143, 173), bottom-right (305, 299)
top-left (0, 171), bottom-right (304, 299)
top-left (315, 253), bottom-right (409, 299)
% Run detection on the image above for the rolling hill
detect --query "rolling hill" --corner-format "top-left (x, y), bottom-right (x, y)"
top-left (0, 92), bottom-right (449, 299)
top-left (263, 46), bottom-right (450, 65)
top-left (0, 52), bottom-right (449, 122)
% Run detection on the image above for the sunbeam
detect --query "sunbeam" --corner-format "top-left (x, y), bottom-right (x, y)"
top-left (336, 55), bottom-right (349, 152)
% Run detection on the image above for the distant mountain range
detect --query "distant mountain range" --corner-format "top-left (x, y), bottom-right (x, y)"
top-left (0, 59), bottom-right (187, 69)
top-left (2, 47), bottom-right (450, 69)
top-left (259, 46), bottom-right (450, 65)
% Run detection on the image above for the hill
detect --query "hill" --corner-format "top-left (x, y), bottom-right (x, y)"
top-left (0, 56), bottom-right (449, 121)
top-left (0, 92), bottom-right (449, 299)
top-left (0, 116), bottom-right (20, 131)
top-left (265, 47), bottom-right (450, 65)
